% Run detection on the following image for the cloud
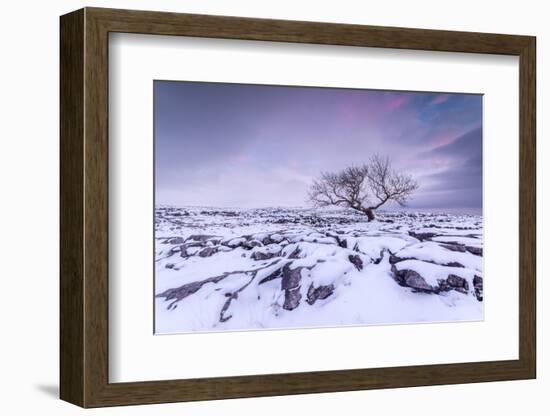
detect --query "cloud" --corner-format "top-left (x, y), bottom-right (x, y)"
top-left (154, 82), bottom-right (483, 210)
top-left (430, 94), bottom-right (451, 105)
top-left (156, 165), bottom-right (314, 208)
top-left (412, 127), bottom-right (482, 208)
top-left (383, 94), bottom-right (409, 112)
top-left (428, 127), bottom-right (482, 159)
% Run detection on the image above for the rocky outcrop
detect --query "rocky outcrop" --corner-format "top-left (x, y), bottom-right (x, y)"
top-left (438, 274), bottom-right (469, 294)
top-left (258, 267), bottom-right (284, 284)
top-left (243, 239), bottom-right (263, 250)
top-left (390, 253), bottom-right (464, 268)
top-left (391, 265), bottom-right (433, 292)
top-left (441, 242), bottom-right (482, 257)
top-left (287, 246), bottom-right (302, 259)
top-left (392, 265), bottom-right (473, 296)
top-left (389, 254), bottom-right (415, 264)
top-left (473, 275), bottom-right (483, 301)
top-left (466, 246), bottom-right (483, 256)
top-left (348, 254), bottom-right (363, 271)
top-left (198, 247), bottom-right (218, 257)
top-left (252, 249), bottom-right (281, 261)
top-left (306, 283), bottom-right (335, 305)
top-left (156, 273), bottom-right (228, 310)
top-left (163, 236), bottom-right (185, 245)
top-left (281, 264), bottom-right (304, 310)
top-left (326, 232), bottom-right (347, 248)
top-left (440, 243), bottom-right (467, 253)
top-left (187, 234), bottom-right (217, 243)
top-left (408, 231), bottom-right (438, 241)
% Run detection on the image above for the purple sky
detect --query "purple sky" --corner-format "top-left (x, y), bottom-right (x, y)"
top-left (155, 81), bottom-right (482, 211)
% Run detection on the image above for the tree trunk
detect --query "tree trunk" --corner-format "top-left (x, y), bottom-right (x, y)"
top-left (350, 205), bottom-right (376, 221)
top-left (364, 208), bottom-right (375, 222)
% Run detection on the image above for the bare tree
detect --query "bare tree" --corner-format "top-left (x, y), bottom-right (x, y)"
top-left (308, 155), bottom-right (418, 221)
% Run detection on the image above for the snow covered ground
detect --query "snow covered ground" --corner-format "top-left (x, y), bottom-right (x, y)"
top-left (155, 206), bottom-right (483, 334)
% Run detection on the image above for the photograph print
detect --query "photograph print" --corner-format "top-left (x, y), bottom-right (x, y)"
top-left (154, 81), bottom-right (483, 334)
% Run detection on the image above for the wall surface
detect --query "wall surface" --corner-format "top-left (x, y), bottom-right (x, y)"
top-left (0, 0), bottom-right (546, 414)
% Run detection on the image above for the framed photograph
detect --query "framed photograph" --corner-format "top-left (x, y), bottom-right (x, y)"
top-left (60, 7), bottom-right (536, 407)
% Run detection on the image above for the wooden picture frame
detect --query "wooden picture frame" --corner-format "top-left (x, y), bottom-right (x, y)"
top-left (60, 7), bottom-right (536, 408)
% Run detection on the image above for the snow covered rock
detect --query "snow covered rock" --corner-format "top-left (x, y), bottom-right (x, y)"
top-left (163, 236), bottom-right (184, 245)
top-left (439, 274), bottom-right (469, 294)
top-left (281, 264), bottom-right (304, 310)
top-left (306, 283), bottom-right (335, 305)
top-left (198, 247), bottom-right (217, 257)
top-left (187, 234), bottom-right (217, 243)
top-left (154, 206), bottom-right (484, 333)
top-left (243, 239), bottom-right (263, 250)
top-left (440, 243), bottom-right (467, 253)
top-left (466, 246), bottom-right (483, 256)
top-left (251, 245), bottom-right (282, 261)
top-left (391, 265), bottom-right (434, 292)
top-left (473, 275), bottom-right (483, 301)
top-left (408, 231), bottom-right (438, 241)
top-left (348, 254), bottom-right (363, 271)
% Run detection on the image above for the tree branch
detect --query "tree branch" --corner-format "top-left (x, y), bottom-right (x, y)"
top-left (307, 154), bottom-right (418, 219)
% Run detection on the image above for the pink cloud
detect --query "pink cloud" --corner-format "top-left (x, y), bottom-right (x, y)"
top-left (383, 94), bottom-right (409, 112)
top-left (430, 94), bottom-right (451, 105)
top-left (431, 132), bottom-right (456, 147)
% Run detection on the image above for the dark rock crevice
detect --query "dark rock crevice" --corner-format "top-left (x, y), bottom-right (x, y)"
top-left (306, 283), bottom-right (335, 305)
top-left (348, 254), bottom-right (364, 271)
top-left (473, 275), bottom-right (483, 301)
top-left (281, 264), bottom-right (304, 311)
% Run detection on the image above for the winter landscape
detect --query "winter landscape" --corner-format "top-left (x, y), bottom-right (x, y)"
top-left (155, 206), bottom-right (483, 333)
top-left (154, 80), bottom-right (483, 334)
